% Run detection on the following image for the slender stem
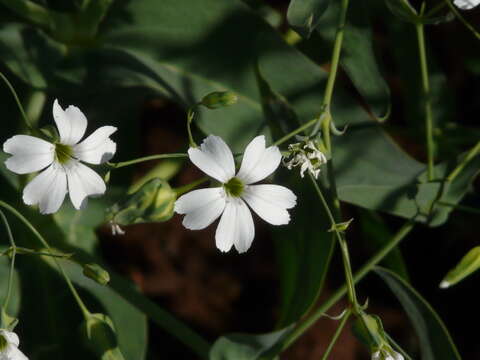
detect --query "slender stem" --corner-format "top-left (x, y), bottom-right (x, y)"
top-left (110, 153), bottom-right (188, 169)
top-left (320, 309), bottom-right (351, 360)
top-left (0, 72), bottom-right (33, 130)
top-left (0, 201), bottom-right (91, 318)
top-left (443, 0), bottom-right (480, 40)
top-left (0, 210), bottom-right (16, 311)
top-left (174, 177), bottom-right (209, 197)
top-left (280, 221), bottom-right (415, 351)
top-left (447, 140), bottom-right (480, 182)
top-left (415, 22), bottom-right (435, 181)
top-left (438, 201), bottom-right (480, 215)
top-left (323, 0), bottom-right (349, 108)
top-left (187, 108), bottom-right (198, 148)
top-left (385, 333), bottom-right (414, 360)
top-left (309, 174), bottom-right (358, 309)
top-left (273, 117), bottom-right (319, 147)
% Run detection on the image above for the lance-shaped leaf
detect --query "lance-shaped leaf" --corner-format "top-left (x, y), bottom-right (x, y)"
top-left (440, 246), bottom-right (480, 289)
top-left (287, 0), bottom-right (331, 38)
top-left (375, 267), bottom-right (461, 360)
top-left (385, 0), bottom-right (419, 23)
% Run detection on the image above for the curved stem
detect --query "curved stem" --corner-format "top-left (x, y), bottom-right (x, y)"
top-left (273, 117), bottom-right (319, 147)
top-left (447, 140), bottom-right (480, 182)
top-left (443, 0), bottom-right (480, 39)
top-left (280, 221), bottom-right (415, 351)
top-left (110, 153), bottom-right (188, 169)
top-left (174, 177), bottom-right (209, 197)
top-left (187, 108), bottom-right (198, 148)
top-left (0, 210), bottom-right (16, 311)
top-left (0, 201), bottom-right (91, 318)
top-left (320, 309), bottom-right (351, 360)
top-left (0, 72), bottom-right (32, 130)
top-left (309, 174), bottom-right (358, 309)
top-left (415, 22), bottom-right (435, 181)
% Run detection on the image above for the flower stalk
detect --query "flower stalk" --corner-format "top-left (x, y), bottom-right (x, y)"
top-left (0, 210), bottom-right (16, 314)
top-left (110, 153), bottom-right (188, 169)
top-left (415, 16), bottom-right (435, 181)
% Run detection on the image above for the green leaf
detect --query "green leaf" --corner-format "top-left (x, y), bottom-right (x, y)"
top-left (287, 0), bottom-right (331, 38)
top-left (440, 246), bottom-right (480, 289)
top-left (384, 0), bottom-right (419, 23)
top-left (358, 210), bottom-right (409, 281)
top-left (209, 326), bottom-right (293, 360)
top-left (375, 267), bottom-right (461, 360)
top-left (274, 174), bottom-right (334, 327)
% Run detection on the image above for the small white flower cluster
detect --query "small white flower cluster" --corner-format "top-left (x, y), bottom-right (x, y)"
top-left (0, 330), bottom-right (28, 360)
top-left (372, 348), bottom-right (404, 360)
top-left (454, 0), bottom-right (479, 10)
top-left (283, 140), bottom-right (327, 179)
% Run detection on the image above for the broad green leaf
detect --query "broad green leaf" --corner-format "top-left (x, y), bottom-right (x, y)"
top-left (312, 1), bottom-right (391, 120)
top-left (274, 173), bottom-right (334, 327)
top-left (287, 0), bottom-right (331, 38)
top-left (358, 210), bottom-right (409, 281)
top-left (209, 326), bottom-right (293, 360)
top-left (440, 246), bottom-right (480, 288)
top-left (375, 267), bottom-right (461, 360)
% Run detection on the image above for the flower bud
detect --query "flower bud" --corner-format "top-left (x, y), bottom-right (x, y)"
top-left (83, 263), bottom-right (110, 286)
top-left (200, 91), bottom-right (238, 109)
top-left (80, 313), bottom-right (124, 359)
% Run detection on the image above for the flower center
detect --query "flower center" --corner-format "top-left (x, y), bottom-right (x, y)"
top-left (55, 143), bottom-right (73, 164)
top-left (224, 177), bottom-right (244, 197)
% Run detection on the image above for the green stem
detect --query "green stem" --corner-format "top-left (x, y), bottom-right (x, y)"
top-left (174, 177), bottom-right (209, 197)
top-left (280, 221), bottom-right (414, 350)
top-left (110, 153), bottom-right (188, 169)
top-left (0, 210), bottom-right (16, 311)
top-left (272, 117), bottom-right (319, 147)
top-left (0, 72), bottom-right (33, 130)
top-left (385, 333), bottom-right (413, 360)
top-left (447, 140), bottom-right (480, 182)
top-left (443, 0), bottom-right (480, 39)
top-left (415, 22), bottom-right (435, 181)
top-left (309, 174), bottom-right (358, 310)
top-left (187, 107), bottom-right (198, 148)
top-left (0, 201), bottom-right (91, 318)
top-left (320, 309), bottom-right (351, 360)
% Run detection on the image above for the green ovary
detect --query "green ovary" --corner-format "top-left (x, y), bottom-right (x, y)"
top-left (55, 143), bottom-right (73, 164)
top-left (224, 177), bottom-right (244, 197)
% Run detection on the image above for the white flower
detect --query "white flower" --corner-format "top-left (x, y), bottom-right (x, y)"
top-left (109, 221), bottom-right (125, 236)
top-left (174, 135), bottom-right (296, 253)
top-left (372, 348), bottom-right (404, 360)
top-left (283, 140), bottom-right (327, 179)
top-left (0, 330), bottom-right (28, 360)
top-left (3, 99), bottom-right (116, 214)
top-left (454, 0), bottom-right (479, 9)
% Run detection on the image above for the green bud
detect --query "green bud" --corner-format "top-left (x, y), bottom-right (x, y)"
top-left (200, 91), bottom-right (238, 109)
top-left (83, 263), bottom-right (110, 286)
top-left (106, 178), bottom-right (176, 226)
top-left (329, 218), bottom-right (353, 233)
top-left (440, 246), bottom-right (480, 289)
top-left (80, 313), bottom-right (125, 360)
top-left (352, 312), bottom-right (389, 350)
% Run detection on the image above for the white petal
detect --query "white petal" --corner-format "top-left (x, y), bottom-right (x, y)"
top-left (9, 346), bottom-right (28, 360)
top-left (241, 184), bottom-right (296, 225)
top-left (454, 0), bottom-right (479, 9)
top-left (3, 135), bottom-right (54, 174)
top-left (0, 330), bottom-right (19, 347)
top-left (215, 198), bottom-right (255, 253)
top-left (64, 160), bottom-right (106, 210)
top-left (22, 163), bottom-right (67, 214)
top-left (174, 187), bottom-right (226, 230)
top-left (73, 126), bottom-right (117, 164)
top-left (188, 135), bottom-right (235, 183)
top-left (236, 135), bottom-right (281, 184)
top-left (53, 99), bottom-right (88, 145)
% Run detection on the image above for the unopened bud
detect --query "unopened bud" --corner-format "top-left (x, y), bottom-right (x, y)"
top-left (83, 263), bottom-right (110, 286)
top-left (200, 91), bottom-right (238, 109)
top-left (80, 313), bottom-right (122, 359)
